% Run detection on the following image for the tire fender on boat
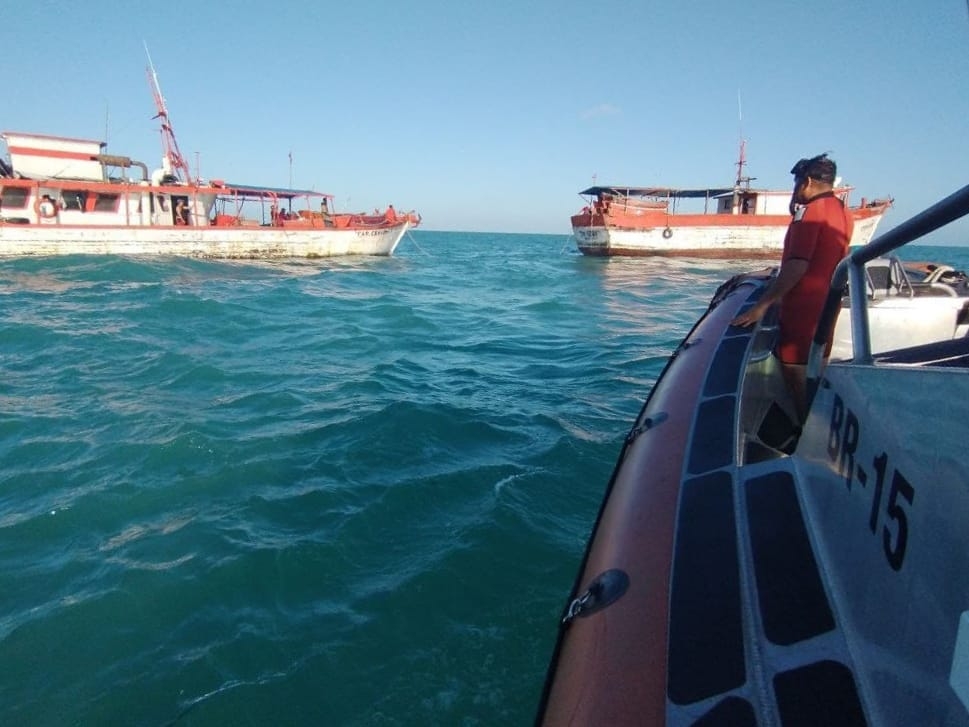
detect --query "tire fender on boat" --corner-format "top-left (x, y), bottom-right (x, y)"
top-left (662, 227), bottom-right (673, 239)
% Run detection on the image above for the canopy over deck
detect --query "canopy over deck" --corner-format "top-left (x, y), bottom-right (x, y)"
top-left (580, 185), bottom-right (759, 199)
top-left (220, 182), bottom-right (332, 200)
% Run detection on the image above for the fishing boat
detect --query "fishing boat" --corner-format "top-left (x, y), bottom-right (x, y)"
top-left (537, 185), bottom-right (969, 724)
top-left (571, 144), bottom-right (892, 258)
top-left (0, 64), bottom-right (419, 259)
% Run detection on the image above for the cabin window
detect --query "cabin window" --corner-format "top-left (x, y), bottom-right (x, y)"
top-left (93, 193), bottom-right (120, 212)
top-left (62, 190), bottom-right (88, 211)
top-left (0, 186), bottom-right (29, 209)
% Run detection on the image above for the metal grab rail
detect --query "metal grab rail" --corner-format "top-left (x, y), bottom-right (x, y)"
top-left (808, 183), bottom-right (969, 381)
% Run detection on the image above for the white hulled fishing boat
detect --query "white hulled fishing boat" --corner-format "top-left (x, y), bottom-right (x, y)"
top-left (0, 62), bottom-right (419, 259)
top-left (571, 143), bottom-right (891, 258)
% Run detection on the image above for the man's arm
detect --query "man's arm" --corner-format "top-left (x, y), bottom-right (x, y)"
top-left (730, 258), bottom-right (809, 327)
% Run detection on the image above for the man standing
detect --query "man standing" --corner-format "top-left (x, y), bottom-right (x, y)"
top-left (731, 153), bottom-right (853, 422)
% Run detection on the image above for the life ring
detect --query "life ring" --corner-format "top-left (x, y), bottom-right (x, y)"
top-left (34, 198), bottom-right (58, 219)
top-left (662, 227), bottom-right (673, 239)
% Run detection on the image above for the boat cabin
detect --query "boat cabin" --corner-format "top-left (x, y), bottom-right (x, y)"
top-left (580, 185), bottom-right (797, 217)
top-left (3, 131), bottom-right (106, 180)
top-left (0, 132), bottom-right (338, 229)
top-left (713, 188), bottom-right (792, 215)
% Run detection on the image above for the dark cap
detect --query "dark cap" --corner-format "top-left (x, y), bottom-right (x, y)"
top-left (790, 153), bottom-right (837, 184)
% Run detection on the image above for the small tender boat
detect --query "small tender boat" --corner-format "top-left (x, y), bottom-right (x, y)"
top-left (0, 63), bottom-right (419, 259)
top-left (571, 143), bottom-right (892, 258)
top-left (538, 185), bottom-right (969, 724)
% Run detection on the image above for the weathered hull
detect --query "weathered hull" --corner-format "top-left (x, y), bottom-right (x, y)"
top-left (573, 207), bottom-right (887, 258)
top-left (0, 221), bottom-right (409, 258)
top-left (574, 222), bottom-right (787, 258)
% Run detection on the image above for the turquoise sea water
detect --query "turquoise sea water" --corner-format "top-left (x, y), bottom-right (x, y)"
top-left (2, 232), bottom-right (966, 726)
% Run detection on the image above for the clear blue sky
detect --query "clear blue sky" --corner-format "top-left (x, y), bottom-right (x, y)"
top-left (3, 0), bottom-right (969, 242)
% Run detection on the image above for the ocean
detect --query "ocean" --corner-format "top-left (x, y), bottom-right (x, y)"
top-left (2, 232), bottom-right (966, 726)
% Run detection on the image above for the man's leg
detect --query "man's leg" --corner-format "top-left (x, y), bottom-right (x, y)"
top-left (780, 362), bottom-right (808, 424)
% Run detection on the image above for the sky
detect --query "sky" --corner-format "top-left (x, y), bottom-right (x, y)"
top-left (3, 0), bottom-right (969, 242)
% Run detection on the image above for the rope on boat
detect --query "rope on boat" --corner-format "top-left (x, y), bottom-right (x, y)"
top-left (403, 229), bottom-right (430, 255)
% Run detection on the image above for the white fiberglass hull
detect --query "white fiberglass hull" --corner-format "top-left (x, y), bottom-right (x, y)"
top-left (0, 221), bottom-right (410, 258)
top-left (832, 295), bottom-right (969, 360)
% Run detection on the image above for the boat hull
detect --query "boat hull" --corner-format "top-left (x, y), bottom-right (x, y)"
top-left (0, 220), bottom-right (410, 258)
top-left (538, 269), bottom-right (969, 725)
top-left (574, 221), bottom-right (787, 258)
top-left (573, 208), bottom-right (886, 258)
top-left (539, 275), bottom-right (760, 724)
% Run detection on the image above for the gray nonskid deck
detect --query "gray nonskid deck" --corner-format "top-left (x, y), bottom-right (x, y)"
top-left (666, 284), bottom-right (866, 725)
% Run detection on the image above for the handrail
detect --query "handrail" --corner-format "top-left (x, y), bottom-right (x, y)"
top-left (807, 183), bottom-right (969, 383)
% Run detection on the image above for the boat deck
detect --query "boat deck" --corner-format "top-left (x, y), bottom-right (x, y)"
top-left (874, 335), bottom-right (969, 367)
top-left (665, 282), bottom-right (867, 724)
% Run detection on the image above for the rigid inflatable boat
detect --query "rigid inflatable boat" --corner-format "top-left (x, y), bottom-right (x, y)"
top-left (538, 185), bottom-right (969, 726)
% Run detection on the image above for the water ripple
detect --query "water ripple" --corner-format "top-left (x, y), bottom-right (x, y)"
top-left (7, 233), bottom-right (944, 724)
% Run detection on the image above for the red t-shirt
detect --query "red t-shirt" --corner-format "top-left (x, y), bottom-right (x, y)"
top-left (777, 192), bottom-right (853, 364)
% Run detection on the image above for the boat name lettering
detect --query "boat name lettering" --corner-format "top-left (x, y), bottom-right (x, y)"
top-left (826, 393), bottom-right (915, 572)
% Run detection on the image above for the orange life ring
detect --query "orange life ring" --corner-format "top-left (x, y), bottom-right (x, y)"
top-left (34, 197), bottom-right (58, 219)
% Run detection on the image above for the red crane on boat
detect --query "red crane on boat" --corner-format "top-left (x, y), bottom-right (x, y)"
top-left (145, 48), bottom-right (193, 184)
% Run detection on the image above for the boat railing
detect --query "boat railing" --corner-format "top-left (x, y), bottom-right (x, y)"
top-left (864, 256), bottom-right (915, 299)
top-left (808, 183), bottom-right (969, 379)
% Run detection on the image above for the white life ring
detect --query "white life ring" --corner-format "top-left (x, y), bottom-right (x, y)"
top-left (662, 227), bottom-right (673, 239)
top-left (35, 198), bottom-right (58, 218)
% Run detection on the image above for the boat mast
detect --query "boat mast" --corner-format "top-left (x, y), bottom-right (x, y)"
top-left (735, 139), bottom-right (747, 188)
top-left (734, 91), bottom-right (752, 190)
top-left (145, 45), bottom-right (192, 184)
